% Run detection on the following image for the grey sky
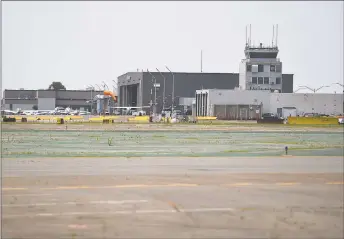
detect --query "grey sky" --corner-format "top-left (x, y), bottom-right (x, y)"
top-left (2, 1), bottom-right (343, 93)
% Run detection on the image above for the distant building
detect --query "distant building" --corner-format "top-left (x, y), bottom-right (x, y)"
top-left (117, 72), bottom-right (294, 113)
top-left (195, 89), bottom-right (344, 119)
top-left (1, 89), bottom-right (103, 111)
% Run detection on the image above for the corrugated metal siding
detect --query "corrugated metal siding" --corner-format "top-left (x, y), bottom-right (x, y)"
top-left (214, 104), bottom-right (262, 120)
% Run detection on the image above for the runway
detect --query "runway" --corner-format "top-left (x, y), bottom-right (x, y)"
top-left (2, 156), bottom-right (343, 238)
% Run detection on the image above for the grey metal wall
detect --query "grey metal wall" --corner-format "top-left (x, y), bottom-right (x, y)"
top-left (281, 74), bottom-right (294, 93)
top-left (55, 90), bottom-right (103, 100)
top-left (4, 90), bottom-right (37, 99)
top-left (213, 105), bottom-right (262, 120)
top-left (141, 72), bottom-right (239, 113)
top-left (3, 90), bottom-right (103, 110)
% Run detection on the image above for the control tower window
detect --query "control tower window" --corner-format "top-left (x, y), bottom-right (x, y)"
top-left (258, 77), bottom-right (263, 84)
top-left (246, 65), bottom-right (252, 72)
top-left (276, 65), bottom-right (282, 72)
top-left (264, 77), bottom-right (269, 84)
top-left (252, 77), bottom-right (257, 84)
top-left (258, 65), bottom-right (264, 72)
top-left (270, 65), bottom-right (276, 72)
top-left (276, 77), bottom-right (281, 84)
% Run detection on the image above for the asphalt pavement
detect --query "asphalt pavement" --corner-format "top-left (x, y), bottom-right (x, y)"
top-left (2, 156), bottom-right (344, 238)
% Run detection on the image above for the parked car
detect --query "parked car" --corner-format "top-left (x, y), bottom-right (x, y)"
top-left (338, 117), bottom-right (344, 124)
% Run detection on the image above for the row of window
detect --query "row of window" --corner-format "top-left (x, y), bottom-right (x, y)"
top-left (251, 77), bottom-right (281, 85)
top-left (246, 64), bottom-right (282, 73)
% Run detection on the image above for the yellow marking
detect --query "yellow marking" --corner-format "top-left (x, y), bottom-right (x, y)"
top-left (2, 188), bottom-right (28, 191)
top-left (326, 182), bottom-right (344, 185)
top-left (276, 182), bottom-right (300, 186)
top-left (241, 207), bottom-right (256, 211)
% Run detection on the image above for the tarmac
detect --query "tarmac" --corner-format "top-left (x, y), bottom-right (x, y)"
top-left (2, 156), bottom-right (344, 239)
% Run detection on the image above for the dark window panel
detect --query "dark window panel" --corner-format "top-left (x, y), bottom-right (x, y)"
top-left (258, 65), bottom-right (264, 72)
top-left (258, 77), bottom-right (263, 84)
top-left (264, 77), bottom-right (269, 84)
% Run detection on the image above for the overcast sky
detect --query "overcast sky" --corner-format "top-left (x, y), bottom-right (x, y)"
top-left (2, 1), bottom-right (343, 93)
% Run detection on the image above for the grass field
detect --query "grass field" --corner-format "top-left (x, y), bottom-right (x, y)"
top-left (2, 123), bottom-right (343, 158)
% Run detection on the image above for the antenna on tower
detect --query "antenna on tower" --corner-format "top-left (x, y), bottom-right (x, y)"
top-left (245, 25), bottom-right (248, 46)
top-left (272, 25), bottom-right (275, 47)
top-left (276, 24), bottom-right (278, 47)
top-left (201, 50), bottom-right (203, 73)
top-left (249, 24), bottom-right (252, 46)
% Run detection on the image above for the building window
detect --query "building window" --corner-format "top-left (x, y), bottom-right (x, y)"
top-left (264, 77), bottom-right (269, 84)
top-left (252, 77), bottom-right (257, 84)
top-left (258, 65), bottom-right (264, 72)
top-left (276, 65), bottom-right (282, 72)
top-left (270, 65), bottom-right (276, 72)
top-left (246, 64), bottom-right (252, 72)
top-left (258, 77), bottom-right (263, 84)
top-left (276, 77), bottom-right (281, 84)
top-left (251, 65), bottom-right (258, 72)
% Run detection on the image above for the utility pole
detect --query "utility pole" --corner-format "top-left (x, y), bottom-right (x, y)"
top-left (156, 68), bottom-right (166, 111)
top-left (147, 70), bottom-right (157, 115)
top-left (166, 66), bottom-right (175, 114)
top-left (201, 50), bottom-right (203, 73)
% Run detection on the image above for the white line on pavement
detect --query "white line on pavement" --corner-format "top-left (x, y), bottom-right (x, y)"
top-left (2, 194), bottom-right (53, 197)
top-left (2, 199), bottom-right (149, 208)
top-left (4, 207), bottom-right (235, 218)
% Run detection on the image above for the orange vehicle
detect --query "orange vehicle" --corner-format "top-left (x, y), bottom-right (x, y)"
top-left (103, 90), bottom-right (117, 102)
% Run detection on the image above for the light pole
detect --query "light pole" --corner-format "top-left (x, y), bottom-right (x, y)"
top-left (102, 81), bottom-right (110, 90)
top-left (165, 66), bottom-right (175, 113)
top-left (332, 83), bottom-right (344, 93)
top-left (87, 85), bottom-right (95, 113)
top-left (298, 85), bottom-right (331, 93)
top-left (95, 84), bottom-right (102, 91)
top-left (147, 70), bottom-right (157, 115)
top-left (332, 82), bottom-right (344, 87)
top-left (293, 87), bottom-right (309, 93)
top-left (156, 68), bottom-right (166, 110)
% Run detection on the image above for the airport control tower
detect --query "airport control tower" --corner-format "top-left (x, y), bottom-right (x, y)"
top-left (239, 25), bottom-right (283, 93)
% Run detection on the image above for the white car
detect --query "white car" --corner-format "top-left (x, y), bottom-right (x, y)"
top-left (338, 117), bottom-right (344, 124)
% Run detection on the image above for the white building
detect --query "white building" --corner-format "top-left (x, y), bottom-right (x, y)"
top-left (195, 89), bottom-right (343, 120)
